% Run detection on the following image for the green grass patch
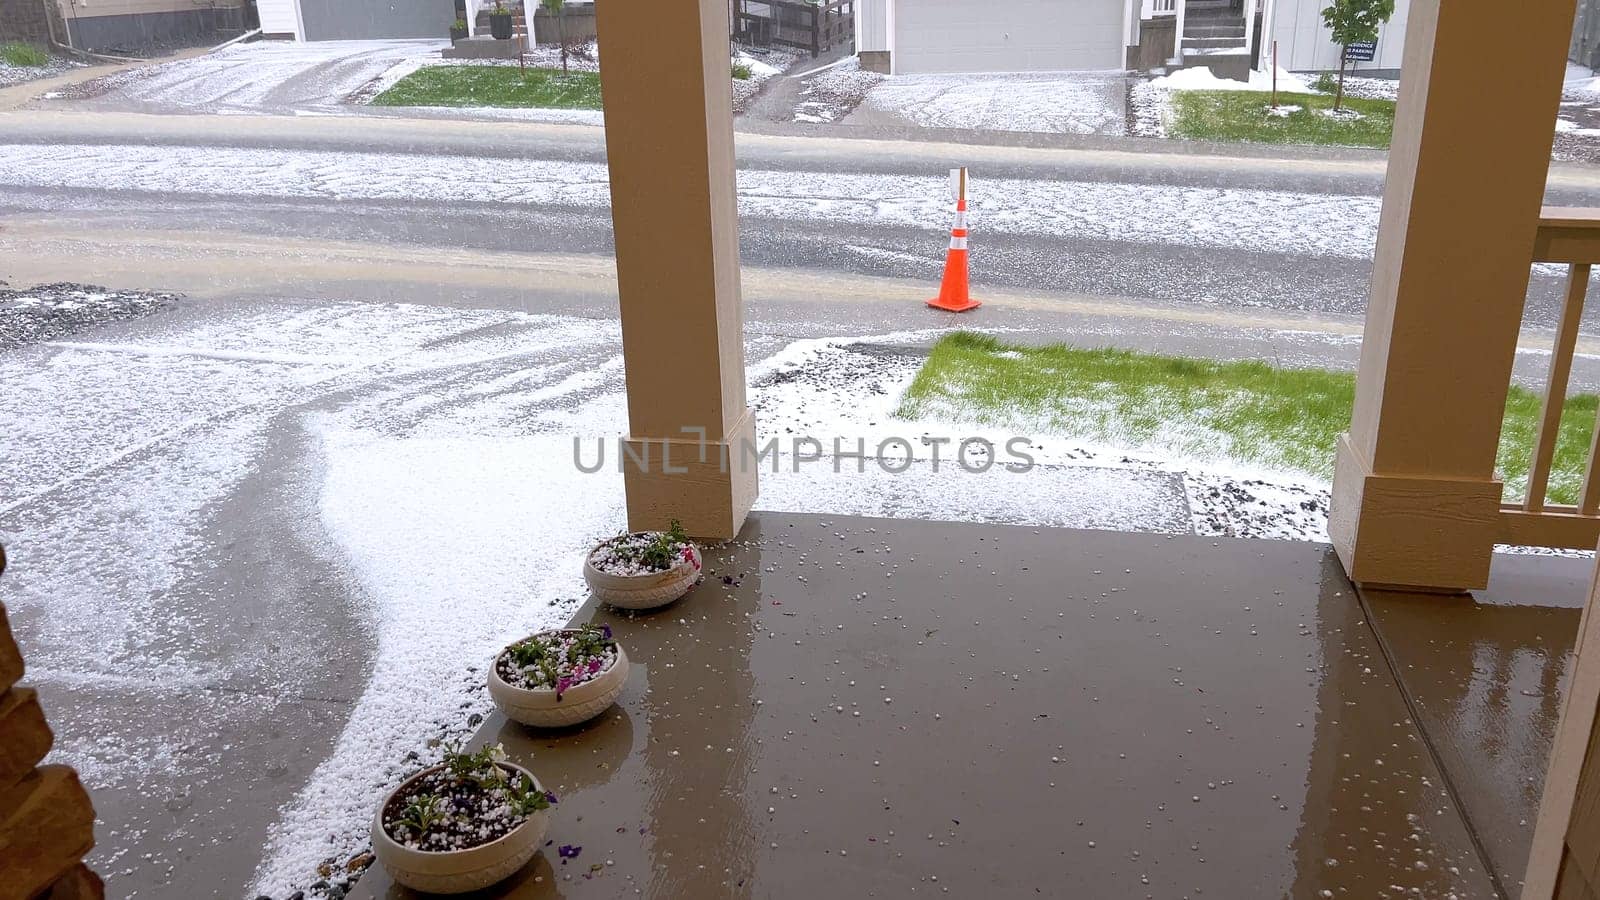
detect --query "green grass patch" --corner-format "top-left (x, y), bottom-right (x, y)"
top-left (1, 42), bottom-right (50, 67)
top-left (1169, 89), bottom-right (1394, 148)
top-left (895, 332), bottom-right (1595, 504)
top-left (371, 65), bottom-right (601, 109)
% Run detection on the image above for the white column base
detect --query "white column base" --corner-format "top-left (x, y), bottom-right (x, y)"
top-left (622, 409), bottom-right (758, 540)
top-left (1329, 432), bottom-right (1503, 593)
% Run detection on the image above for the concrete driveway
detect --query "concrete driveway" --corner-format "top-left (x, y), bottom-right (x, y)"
top-left (39, 40), bottom-right (445, 116)
top-left (846, 70), bottom-right (1132, 136)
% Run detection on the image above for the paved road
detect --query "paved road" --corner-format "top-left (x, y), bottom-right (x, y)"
top-left (2, 110), bottom-right (1599, 385)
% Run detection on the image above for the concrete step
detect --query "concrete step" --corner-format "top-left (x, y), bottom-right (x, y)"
top-left (1176, 49), bottom-right (1251, 81)
top-left (1185, 11), bottom-right (1244, 23)
top-left (1190, 25), bottom-right (1248, 38)
top-left (1184, 36), bottom-right (1247, 49)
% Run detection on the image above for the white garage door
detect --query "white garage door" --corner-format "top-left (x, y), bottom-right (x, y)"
top-left (894, 0), bottom-right (1125, 74)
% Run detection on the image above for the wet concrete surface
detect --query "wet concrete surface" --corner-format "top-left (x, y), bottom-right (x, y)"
top-left (1362, 552), bottom-right (1592, 896)
top-left (352, 514), bottom-right (1499, 899)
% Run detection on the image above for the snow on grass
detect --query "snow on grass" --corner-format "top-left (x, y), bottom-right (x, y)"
top-left (734, 45), bottom-right (799, 113)
top-left (852, 69), bottom-right (1123, 134)
top-left (895, 331), bottom-right (1600, 510)
top-left (371, 65), bottom-right (602, 110)
top-left (1148, 65), bottom-right (1315, 94)
top-left (0, 143), bottom-right (1385, 260)
top-left (1132, 67), bottom-right (1389, 140)
top-left (727, 330), bottom-right (1199, 532)
top-left (793, 56), bottom-right (884, 124)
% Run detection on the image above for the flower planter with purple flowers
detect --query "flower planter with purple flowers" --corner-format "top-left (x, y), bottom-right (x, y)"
top-left (583, 520), bottom-right (702, 610)
top-left (489, 624), bottom-right (629, 728)
top-left (372, 744), bottom-right (555, 894)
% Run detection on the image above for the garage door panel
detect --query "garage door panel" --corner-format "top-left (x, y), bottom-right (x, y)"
top-left (300, 0), bottom-right (454, 41)
top-left (896, 0), bottom-right (1125, 74)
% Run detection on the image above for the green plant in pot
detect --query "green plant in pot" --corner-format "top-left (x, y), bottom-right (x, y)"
top-left (489, 2), bottom-right (515, 40)
top-left (450, 17), bottom-right (468, 42)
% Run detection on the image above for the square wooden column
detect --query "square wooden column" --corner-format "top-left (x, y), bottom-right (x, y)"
top-left (1329, 0), bottom-right (1575, 591)
top-left (595, 0), bottom-right (758, 539)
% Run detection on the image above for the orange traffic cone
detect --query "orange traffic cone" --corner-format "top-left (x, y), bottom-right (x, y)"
top-left (927, 198), bottom-right (980, 312)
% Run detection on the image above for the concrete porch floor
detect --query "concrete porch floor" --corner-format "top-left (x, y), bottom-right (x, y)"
top-left (351, 513), bottom-right (1591, 900)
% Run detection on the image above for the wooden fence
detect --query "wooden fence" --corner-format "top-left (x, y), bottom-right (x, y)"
top-left (731, 0), bottom-right (854, 57)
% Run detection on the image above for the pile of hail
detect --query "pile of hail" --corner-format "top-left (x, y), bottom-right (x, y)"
top-left (496, 624), bottom-right (620, 700)
top-left (588, 520), bottom-right (695, 577)
top-left (381, 744), bottom-right (555, 852)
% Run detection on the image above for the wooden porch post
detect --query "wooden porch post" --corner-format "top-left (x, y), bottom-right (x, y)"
top-left (595, 0), bottom-right (759, 540)
top-left (0, 546), bottom-right (104, 898)
top-left (1328, 0), bottom-right (1575, 592)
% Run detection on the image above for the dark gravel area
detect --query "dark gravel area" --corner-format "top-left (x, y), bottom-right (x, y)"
top-left (0, 282), bottom-right (175, 350)
top-left (0, 55), bottom-right (85, 88)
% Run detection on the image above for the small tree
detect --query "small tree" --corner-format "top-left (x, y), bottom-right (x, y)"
top-left (541, 0), bottom-right (568, 75)
top-left (1320, 0), bottom-right (1394, 111)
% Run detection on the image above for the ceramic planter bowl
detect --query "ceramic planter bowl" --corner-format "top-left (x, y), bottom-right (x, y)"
top-left (489, 634), bottom-right (629, 728)
top-left (371, 763), bottom-right (549, 894)
top-left (584, 541), bottom-right (702, 610)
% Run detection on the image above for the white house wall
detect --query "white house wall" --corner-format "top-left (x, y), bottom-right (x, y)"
top-left (256, 0), bottom-right (300, 37)
top-left (857, 0), bottom-right (887, 52)
top-left (892, 0), bottom-right (1124, 74)
top-left (1268, 0), bottom-right (1408, 71)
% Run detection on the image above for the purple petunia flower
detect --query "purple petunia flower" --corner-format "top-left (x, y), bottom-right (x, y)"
top-left (545, 791), bottom-right (559, 804)
top-left (600, 624), bottom-right (613, 640)
top-left (558, 844), bottom-right (582, 859)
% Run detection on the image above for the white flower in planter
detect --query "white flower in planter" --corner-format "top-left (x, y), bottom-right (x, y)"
top-left (584, 520), bottom-right (702, 610)
top-left (371, 743), bottom-right (556, 894)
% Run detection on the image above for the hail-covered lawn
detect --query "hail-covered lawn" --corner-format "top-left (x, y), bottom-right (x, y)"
top-left (1, 42), bottom-right (49, 67)
top-left (897, 331), bottom-right (1596, 505)
top-left (1168, 89), bottom-right (1395, 148)
top-left (371, 65), bottom-right (602, 109)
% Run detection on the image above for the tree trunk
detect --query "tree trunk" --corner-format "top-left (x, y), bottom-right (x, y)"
top-left (558, 6), bottom-right (567, 75)
top-left (1335, 49), bottom-right (1348, 111)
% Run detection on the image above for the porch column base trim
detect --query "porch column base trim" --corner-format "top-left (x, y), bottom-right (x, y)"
top-left (622, 408), bottom-right (758, 540)
top-left (1329, 432), bottom-right (1502, 592)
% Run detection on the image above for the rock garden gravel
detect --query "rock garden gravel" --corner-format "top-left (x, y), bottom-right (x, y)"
top-left (0, 283), bottom-right (174, 351)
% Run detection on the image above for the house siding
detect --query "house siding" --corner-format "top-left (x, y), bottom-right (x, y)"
top-left (1267, 0), bottom-right (1409, 72)
top-left (296, 0), bottom-right (452, 40)
top-left (857, 0), bottom-right (886, 52)
top-left (54, 0), bottom-right (244, 50)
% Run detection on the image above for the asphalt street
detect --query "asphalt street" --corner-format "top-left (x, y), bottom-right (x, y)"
top-left (3, 110), bottom-right (1600, 387)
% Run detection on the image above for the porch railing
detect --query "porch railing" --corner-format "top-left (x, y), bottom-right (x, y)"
top-left (1499, 207), bottom-right (1600, 549)
top-left (1142, 0), bottom-right (1177, 16)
